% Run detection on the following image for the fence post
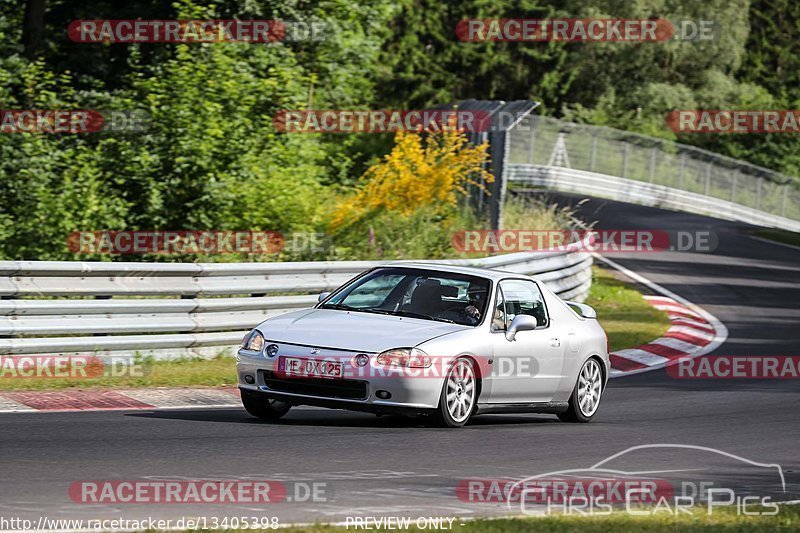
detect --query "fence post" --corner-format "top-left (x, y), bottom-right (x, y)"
top-left (731, 170), bottom-right (738, 203)
top-left (621, 142), bottom-right (628, 178)
top-left (648, 147), bottom-right (656, 183)
top-left (489, 128), bottom-right (508, 231)
top-left (704, 162), bottom-right (711, 196)
top-left (590, 134), bottom-right (597, 172)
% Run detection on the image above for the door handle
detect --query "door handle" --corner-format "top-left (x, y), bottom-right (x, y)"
top-left (550, 337), bottom-right (561, 347)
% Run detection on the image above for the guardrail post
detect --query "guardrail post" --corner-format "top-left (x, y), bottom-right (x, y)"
top-left (731, 170), bottom-right (738, 203)
top-left (590, 134), bottom-right (597, 172)
top-left (679, 152), bottom-right (686, 189)
top-left (704, 162), bottom-right (711, 196)
top-left (782, 185), bottom-right (788, 217)
top-left (756, 178), bottom-right (762, 210)
top-left (648, 147), bottom-right (656, 183)
top-left (527, 124), bottom-right (535, 164)
top-left (621, 142), bottom-right (628, 178)
top-left (93, 295), bottom-right (111, 336)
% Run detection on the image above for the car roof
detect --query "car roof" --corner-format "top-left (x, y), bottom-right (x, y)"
top-left (375, 262), bottom-right (532, 281)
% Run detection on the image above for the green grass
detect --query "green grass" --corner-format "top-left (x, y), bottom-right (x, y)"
top-left (0, 354), bottom-right (238, 391)
top-left (586, 266), bottom-right (671, 353)
top-left (502, 195), bottom-right (581, 231)
top-left (752, 228), bottom-right (800, 248)
top-left (217, 504), bottom-right (800, 532)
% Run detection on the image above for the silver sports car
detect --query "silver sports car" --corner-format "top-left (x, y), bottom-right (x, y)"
top-left (237, 264), bottom-right (609, 427)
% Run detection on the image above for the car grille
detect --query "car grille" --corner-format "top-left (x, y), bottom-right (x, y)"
top-left (260, 371), bottom-right (368, 400)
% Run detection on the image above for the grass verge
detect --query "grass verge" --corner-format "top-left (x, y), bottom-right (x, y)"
top-left (0, 354), bottom-right (238, 391)
top-left (586, 265), bottom-right (671, 353)
top-left (225, 504), bottom-right (800, 532)
top-left (751, 228), bottom-right (800, 248)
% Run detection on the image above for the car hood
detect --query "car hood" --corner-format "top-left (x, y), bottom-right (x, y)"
top-left (256, 308), bottom-right (468, 352)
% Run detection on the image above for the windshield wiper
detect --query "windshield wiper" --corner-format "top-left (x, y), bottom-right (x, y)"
top-left (321, 303), bottom-right (359, 311)
top-left (323, 304), bottom-right (394, 316)
top-left (390, 310), bottom-right (455, 323)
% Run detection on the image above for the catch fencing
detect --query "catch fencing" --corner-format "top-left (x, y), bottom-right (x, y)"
top-left (504, 115), bottom-right (800, 232)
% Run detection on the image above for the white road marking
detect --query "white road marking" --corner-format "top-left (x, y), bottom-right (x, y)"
top-left (594, 254), bottom-right (729, 378)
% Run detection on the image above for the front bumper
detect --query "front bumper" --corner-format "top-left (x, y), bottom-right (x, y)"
top-left (237, 347), bottom-right (445, 413)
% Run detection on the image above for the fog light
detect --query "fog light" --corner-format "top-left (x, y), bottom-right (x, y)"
top-left (354, 353), bottom-right (370, 367)
top-left (376, 390), bottom-right (392, 400)
top-left (244, 375), bottom-right (255, 384)
top-left (266, 344), bottom-right (279, 357)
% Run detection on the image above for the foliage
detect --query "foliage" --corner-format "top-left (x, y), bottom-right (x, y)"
top-left (331, 128), bottom-right (492, 229)
top-left (0, 0), bottom-right (397, 260)
top-left (328, 126), bottom-right (492, 259)
top-left (502, 194), bottom-right (582, 232)
top-left (378, 0), bottom-right (800, 175)
top-left (0, 0), bottom-right (798, 260)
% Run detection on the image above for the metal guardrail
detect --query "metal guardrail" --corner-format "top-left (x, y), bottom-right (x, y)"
top-left (0, 250), bottom-right (592, 357)
top-left (508, 166), bottom-right (800, 233)
top-left (505, 115), bottom-right (800, 230)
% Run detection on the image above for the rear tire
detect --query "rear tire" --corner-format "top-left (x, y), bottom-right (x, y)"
top-left (432, 358), bottom-right (477, 428)
top-left (241, 391), bottom-right (291, 420)
top-left (558, 357), bottom-right (604, 423)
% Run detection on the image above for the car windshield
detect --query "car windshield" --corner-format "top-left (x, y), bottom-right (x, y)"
top-left (321, 267), bottom-right (491, 326)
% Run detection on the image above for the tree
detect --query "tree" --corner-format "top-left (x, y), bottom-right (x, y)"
top-left (22, 0), bottom-right (45, 59)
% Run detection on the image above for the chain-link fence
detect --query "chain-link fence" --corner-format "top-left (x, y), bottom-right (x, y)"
top-left (506, 115), bottom-right (800, 223)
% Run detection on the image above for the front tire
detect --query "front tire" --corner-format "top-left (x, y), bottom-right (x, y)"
top-left (241, 391), bottom-right (291, 420)
top-left (558, 357), bottom-right (604, 423)
top-left (432, 358), bottom-right (477, 428)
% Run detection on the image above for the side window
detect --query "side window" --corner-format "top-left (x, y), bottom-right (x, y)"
top-left (494, 279), bottom-right (549, 330)
top-left (492, 286), bottom-right (507, 331)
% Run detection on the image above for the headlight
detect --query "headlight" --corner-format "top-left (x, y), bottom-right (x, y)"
top-left (376, 348), bottom-right (431, 368)
top-left (242, 330), bottom-right (266, 352)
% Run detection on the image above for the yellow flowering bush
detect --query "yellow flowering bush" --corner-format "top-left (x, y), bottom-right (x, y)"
top-left (330, 127), bottom-right (493, 229)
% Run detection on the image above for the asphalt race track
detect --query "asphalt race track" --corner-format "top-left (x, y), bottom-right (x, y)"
top-left (1, 196), bottom-right (798, 526)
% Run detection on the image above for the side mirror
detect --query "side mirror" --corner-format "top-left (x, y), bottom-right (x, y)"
top-left (506, 314), bottom-right (538, 341)
top-left (318, 291), bottom-right (331, 303)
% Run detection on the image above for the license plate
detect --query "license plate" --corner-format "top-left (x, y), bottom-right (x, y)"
top-left (280, 357), bottom-right (343, 379)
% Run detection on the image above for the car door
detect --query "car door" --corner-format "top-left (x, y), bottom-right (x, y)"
top-left (488, 279), bottom-right (564, 403)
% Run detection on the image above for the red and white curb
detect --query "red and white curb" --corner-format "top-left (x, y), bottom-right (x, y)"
top-left (610, 295), bottom-right (720, 376)
top-left (598, 255), bottom-right (729, 378)
top-left (0, 388), bottom-right (242, 413)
